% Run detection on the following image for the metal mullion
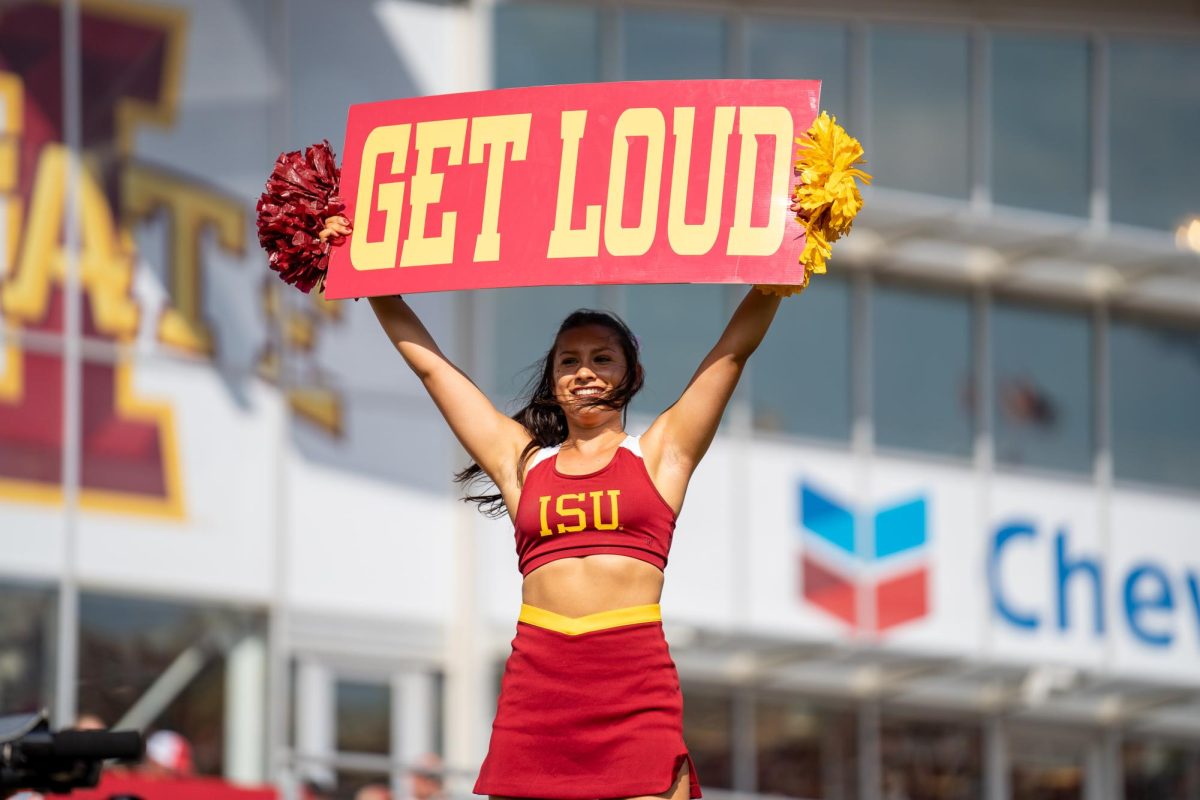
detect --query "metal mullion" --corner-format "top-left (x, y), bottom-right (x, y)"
top-left (53, 0), bottom-right (82, 731)
top-left (1089, 33), bottom-right (1110, 233)
top-left (970, 26), bottom-right (992, 213)
top-left (849, 18), bottom-right (870, 157)
top-left (726, 6), bottom-right (745, 78)
top-left (268, 0), bottom-right (293, 789)
top-left (601, 4), bottom-right (622, 83)
top-left (852, 270), bottom-right (874, 636)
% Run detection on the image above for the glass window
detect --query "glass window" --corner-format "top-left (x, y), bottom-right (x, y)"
top-left (682, 687), bottom-right (732, 790)
top-left (1124, 740), bottom-right (1200, 800)
top-left (1110, 316), bottom-right (1200, 489)
top-left (494, 4), bottom-right (600, 89)
top-left (991, 33), bottom-right (1090, 217)
top-left (336, 680), bottom-right (391, 755)
top-left (747, 19), bottom-right (849, 123)
top-left (623, 284), bottom-right (728, 420)
top-left (872, 283), bottom-right (974, 457)
top-left (869, 27), bottom-right (971, 199)
top-left (752, 277), bottom-right (851, 441)
top-left (880, 716), bottom-right (983, 800)
top-left (622, 10), bottom-right (727, 80)
top-left (78, 592), bottom-right (267, 776)
top-left (488, 285), bottom-right (602, 410)
top-left (1009, 729), bottom-right (1085, 800)
top-left (757, 698), bottom-right (858, 799)
top-left (991, 300), bottom-right (1092, 473)
top-left (0, 582), bottom-right (56, 715)
top-left (1110, 40), bottom-right (1200, 231)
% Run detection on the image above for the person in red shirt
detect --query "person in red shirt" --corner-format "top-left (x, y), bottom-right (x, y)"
top-left (321, 214), bottom-right (787, 800)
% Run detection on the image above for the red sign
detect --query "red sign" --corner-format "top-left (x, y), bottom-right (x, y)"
top-left (70, 773), bottom-right (276, 800)
top-left (325, 80), bottom-right (820, 299)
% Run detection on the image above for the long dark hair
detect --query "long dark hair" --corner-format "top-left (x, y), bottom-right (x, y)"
top-left (454, 309), bottom-right (644, 518)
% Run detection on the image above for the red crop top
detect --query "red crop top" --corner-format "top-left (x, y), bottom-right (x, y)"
top-left (513, 436), bottom-right (678, 577)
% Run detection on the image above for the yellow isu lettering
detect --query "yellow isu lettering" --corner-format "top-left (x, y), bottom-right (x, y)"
top-left (469, 113), bottom-right (531, 262)
top-left (546, 110), bottom-right (600, 259)
top-left (538, 494), bottom-right (553, 537)
top-left (604, 108), bottom-right (665, 257)
top-left (401, 118), bottom-right (468, 267)
top-left (591, 489), bottom-right (621, 531)
top-left (351, 123), bottom-right (411, 271)
top-left (727, 106), bottom-right (793, 256)
top-left (555, 492), bottom-right (587, 534)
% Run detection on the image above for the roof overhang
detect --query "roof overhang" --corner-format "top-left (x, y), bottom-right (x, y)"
top-left (837, 188), bottom-right (1200, 321)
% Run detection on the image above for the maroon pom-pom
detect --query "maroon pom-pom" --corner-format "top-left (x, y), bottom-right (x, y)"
top-left (256, 141), bottom-right (346, 293)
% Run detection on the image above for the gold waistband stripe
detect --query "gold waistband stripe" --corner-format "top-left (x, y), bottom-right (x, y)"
top-left (518, 603), bottom-right (662, 635)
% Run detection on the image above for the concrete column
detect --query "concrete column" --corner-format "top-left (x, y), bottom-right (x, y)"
top-left (294, 661), bottom-right (334, 787)
top-left (984, 718), bottom-right (1010, 800)
top-left (731, 687), bottom-right (757, 793)
top-left (224, 635), bottom-right (268, 783)
top-left (857, 702), bottom-right (881, 800)
top-left (394, 671), bottom-right (437, 763)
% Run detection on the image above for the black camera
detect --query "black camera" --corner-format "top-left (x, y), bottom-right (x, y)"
top-left (0, 710), bottom-right (142, 796)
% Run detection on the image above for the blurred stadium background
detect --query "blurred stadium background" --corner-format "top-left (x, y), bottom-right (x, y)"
top-left (1, 0), bottom-right (1199, 798)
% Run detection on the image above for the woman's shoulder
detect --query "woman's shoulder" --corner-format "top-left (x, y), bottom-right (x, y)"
top-left (522, 444), bottom-right (560, 481)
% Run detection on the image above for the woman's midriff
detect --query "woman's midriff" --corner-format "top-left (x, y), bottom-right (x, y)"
top-left (521, 554), bottom-right (665, 617)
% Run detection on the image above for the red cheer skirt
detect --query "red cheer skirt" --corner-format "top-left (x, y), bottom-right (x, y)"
top-left (474, 603), bottom-right (702, 799)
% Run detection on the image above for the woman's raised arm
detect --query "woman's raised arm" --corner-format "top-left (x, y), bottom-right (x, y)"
top-left (317, 215), bottom-right (530, 489)
top-left (641, 288), bottom-right (783, 510)
top-left (367, 295), bottom-right (531, 493)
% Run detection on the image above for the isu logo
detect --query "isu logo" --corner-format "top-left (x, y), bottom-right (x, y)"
top-left (797, 481), bottom-right (930, 633)
top-left (0, 1), bottom-right (241, 518)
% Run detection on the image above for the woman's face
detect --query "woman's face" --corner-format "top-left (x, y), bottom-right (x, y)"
top-left (552, 324), bottom-right (629, 416)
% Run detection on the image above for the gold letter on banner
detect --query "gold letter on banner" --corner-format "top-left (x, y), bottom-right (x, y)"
top-left (123, 164), bottom-right (244, 354)
top-left (401, 118), bottom-right (468, 267)
top-left (351, 124), bottom-right (411, 271)
top-left (547, 110), bottom-right (600, 259)
top-left (727, 106), bottom-right (792, 256)
top-left (667, 106), bottom-right (734, 256)
top-left (2, 148), bottom-right (137, 338)
top-left (469, 113), bottom-right (531, 262)
top-left (604, 108), bottom-right (666, 257)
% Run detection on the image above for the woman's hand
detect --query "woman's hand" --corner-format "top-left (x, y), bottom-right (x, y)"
top-left (319, 215), bottom-right (353, 242)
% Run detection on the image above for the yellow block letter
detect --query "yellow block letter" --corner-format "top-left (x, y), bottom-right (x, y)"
top-left (547, 110), bottom-right (600, 259)
top-left (400, 118), bottom-right (468, 267)
top-left (123, 164), bottom-right (244, 354)
top-left (604, 108), bottom-right (666, 257)
top-left (556, 493), bottom-right (587, 533)
top-left (667, 106), bottom-right (734, 256)
top-left (351, 124), bottom-right (411, 271)
top-left (727, 106), bottom-right (793, 256)
top-left (469, 113), bottom-right (531, 262)
top-left (591, 489), bottom-right (620, 531)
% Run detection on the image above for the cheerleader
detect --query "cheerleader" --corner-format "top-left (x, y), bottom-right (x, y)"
top-left (322, 209), bottom-right (783, 800)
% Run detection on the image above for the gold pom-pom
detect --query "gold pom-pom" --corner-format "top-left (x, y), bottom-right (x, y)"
top-left (785, 111), bottom-right (871, 295)
top-left (755, 273), bottom-right (811, 298)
